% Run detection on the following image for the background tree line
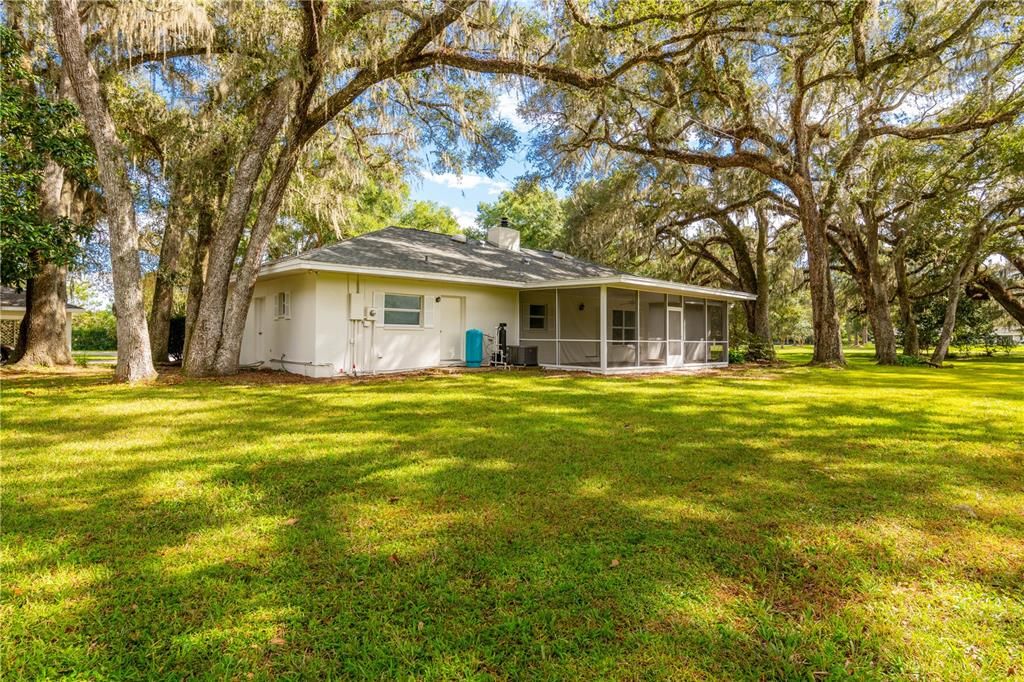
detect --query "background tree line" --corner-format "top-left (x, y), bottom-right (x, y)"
top-left (2, 0), bottom-right (1022, 381)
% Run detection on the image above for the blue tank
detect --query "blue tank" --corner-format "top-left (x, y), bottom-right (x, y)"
top-left (465, 329), bottom-right (484, 367)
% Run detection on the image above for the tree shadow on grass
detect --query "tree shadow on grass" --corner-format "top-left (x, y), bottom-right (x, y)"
top-left (2, 365), bottom-right (1023, 679)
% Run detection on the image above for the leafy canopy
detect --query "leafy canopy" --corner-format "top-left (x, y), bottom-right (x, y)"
top-left (0, 25), bottom-right (94, 287)
top-left (475, 179), bottom-right (565, 249)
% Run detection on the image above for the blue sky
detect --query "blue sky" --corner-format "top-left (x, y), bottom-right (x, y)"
top-left (406, 92), bottom-right (532, 231)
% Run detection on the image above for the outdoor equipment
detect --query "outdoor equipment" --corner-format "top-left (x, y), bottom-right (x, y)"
top-left (508, 345), bottom-right (538, 367)
top-left (465, 329), bottom-right (484, 367)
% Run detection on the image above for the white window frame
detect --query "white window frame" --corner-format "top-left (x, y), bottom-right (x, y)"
top-left (611, 308), bottom-right (637, 342)
top-left (382, 293), bottom-right (423, 327)
top-left (527, 303), bottom-right (547, 331)
top-left (274, 291), bottom-right (291, 320)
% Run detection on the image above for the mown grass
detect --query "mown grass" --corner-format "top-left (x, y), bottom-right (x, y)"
top-left (2, 347), bottom-right (1022, 680)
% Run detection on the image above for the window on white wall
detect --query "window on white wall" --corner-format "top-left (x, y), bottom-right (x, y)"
top-left (275, 291), bottom-right (291, 319)
top-left (383, 293), bottom-right (422, 326)
top-left (528, 304), bottom-right (547, 330)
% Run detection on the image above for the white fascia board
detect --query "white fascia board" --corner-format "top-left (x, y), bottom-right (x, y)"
top-left (257, 259), bottom-right (523, 288)
top-left (520, 275), bottom-right (757, 301)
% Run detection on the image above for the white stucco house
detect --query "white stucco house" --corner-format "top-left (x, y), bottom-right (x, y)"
top-left (239, 225), bottom-right (756, 377)
top-left (1, 286), bottom-right (82, 354)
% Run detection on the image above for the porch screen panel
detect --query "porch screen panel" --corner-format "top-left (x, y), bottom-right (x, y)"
top-left (606, 287), bottom-right (638, 367)
top-left (684, 298), bottom-right (706, 363)
top-left (638, 291), bottom-right (667, 366)
top-left (668, 309), bottom-right (682, 358)
top-left (531, 340), bottom-right (556, 365)
top-left (559, 341), bottom-right (600, 366)
top-left (707, 301), bottom-right (726, 362)
top-left (519, 289), bottom-right (556, 365)
top-left (558, 287), bottom-right (600, 367)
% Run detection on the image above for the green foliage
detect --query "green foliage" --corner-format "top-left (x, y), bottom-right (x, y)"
top-left (0, 26), bottom-right (94, 287)
top-left (771, 286), bottom-right (813, 344)
top-left (894, 354), bottom-right (923, 367)
top-left (723, 331), bottom-right (775, 363)
top-left (475, 179), bottom-right (565, 249)
top-left (268, 177), bottom-right (408, 260)
top-left (397, 200), bottom-right (461, 235)
top-left (745, 337), bottom-right (775, 362)
top-left (71, 311), bottom-right (117, 351)
top-left (3, 349), bottom-right (1023, 678)
top-left (914, 293), bottom-right (1000, 352)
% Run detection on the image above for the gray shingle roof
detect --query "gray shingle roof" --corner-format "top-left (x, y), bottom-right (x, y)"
top-left (1, 286), bottom-right (84, 310)
top-left (269, 226), bottom-right (625, 283)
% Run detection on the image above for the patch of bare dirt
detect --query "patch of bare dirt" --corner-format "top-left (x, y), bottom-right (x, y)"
top-left (0, 365), bottom-right (110, 380)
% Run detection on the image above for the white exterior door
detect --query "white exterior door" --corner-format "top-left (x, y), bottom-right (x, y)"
top-left (438, 296), bottom-right (464, 362)
top-left (667, 307), bottom-right (683, 367)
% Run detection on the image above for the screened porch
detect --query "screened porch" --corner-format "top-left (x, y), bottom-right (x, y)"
top-left (518, 285), bottom-right (729, 373)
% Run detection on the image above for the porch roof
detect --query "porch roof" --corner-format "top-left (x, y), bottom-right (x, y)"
top-left (520, 275), bottom-right (756, 301)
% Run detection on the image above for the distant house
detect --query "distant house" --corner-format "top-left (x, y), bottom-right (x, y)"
top-left (994, 322), bottom-right (1024, 344)
top-left (239, 225), bottom-right (755, 377)
top-left (0, 286), bottom-right (83, 353)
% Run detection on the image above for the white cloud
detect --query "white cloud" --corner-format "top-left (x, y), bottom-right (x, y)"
top-left (450, 206), bottom-right (477, 231)
top-left (497, 91), bottom-right (531, 133)
top-left (422, 171), bottom-right (509, 194)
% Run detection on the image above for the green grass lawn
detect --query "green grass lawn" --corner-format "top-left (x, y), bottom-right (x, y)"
top-left (71, 350), bottom-right (117, 365)
top-left (2, 348), bottom-right (1022, 679)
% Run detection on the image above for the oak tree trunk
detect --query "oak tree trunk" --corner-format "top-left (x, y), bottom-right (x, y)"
top-left (931, 225), bottom-right (988, 366)
top-left (148, 183), bottom-right (188, 363)
top-left (850, 263), bottom-right (897, 365)
top-left (184, 81), bottom-right (293, 376)
top-left (719, 209), bottom-right (773, 360)
top-left (51, 0), bottom-right (155, 382)
top-left (893, 246), bottom-right (920, 356)
top-left (975, 273), bottom-right (1024, 326)
top-left (799, 198), bottom-right (844, 365)
top-left (751, 209), bottom-right (774, 359)
top-left (861, 278), bottom-right (898, 364)
top-left (742, 301), bottom-right (757, 334)
top-left (930, 269), bottom-right (964, 366)
top-left (865, 227), bottom-right (897, 364)
top-left (212, 144), bottom-right (304, 374)
top-left (12, 160), bottom-right (72, 366)
top-left (12, 262), bottom-right (72, 366)
top-left (183, 201), bottom-right (214, 361)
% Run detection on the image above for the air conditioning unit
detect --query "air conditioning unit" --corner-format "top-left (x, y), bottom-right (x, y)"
top-left (364, 306), bottom-right (378, 320)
